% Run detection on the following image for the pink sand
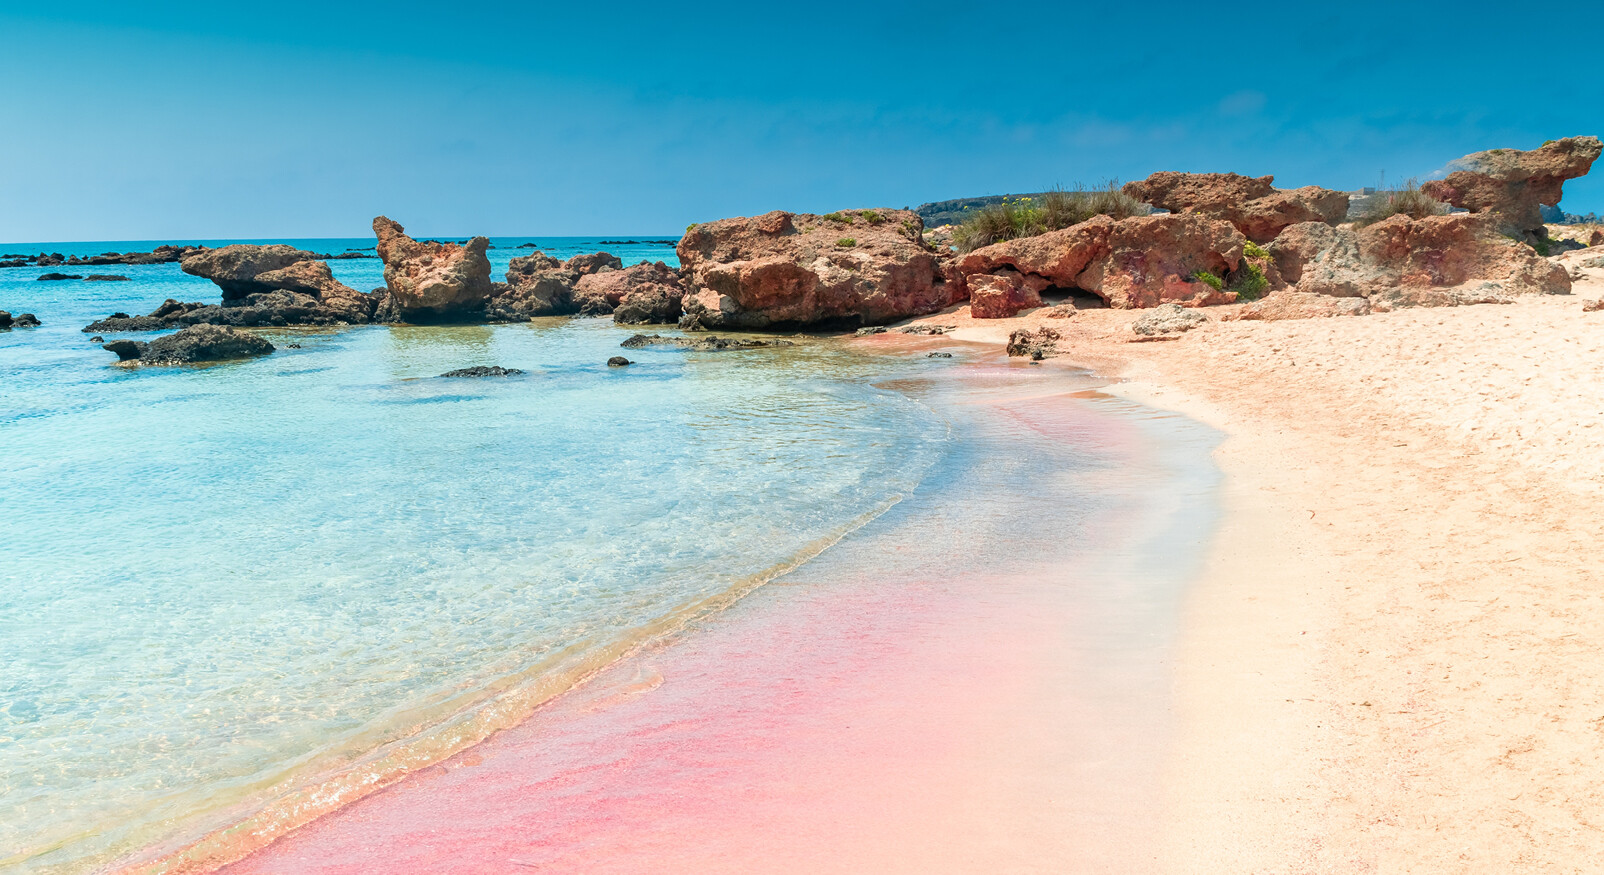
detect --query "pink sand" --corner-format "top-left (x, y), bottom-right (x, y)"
top-left (218, 373), bottom-right (1196, 874)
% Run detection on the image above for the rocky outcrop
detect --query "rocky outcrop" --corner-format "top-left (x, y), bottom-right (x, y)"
top-left (104, 324), bottom-right (275, 365)
top-left (14, 313), bottom-right (40, 327)
top-left (0, 311), bottom-right (10, 329)
top-left (676, 209), bottom-right (954, 329)
top-left (1421, 137), bottom-right (1602, 242)
top-left (959, 213), bottom-right (1245, 309)
top-left (1123, 172), bottom-right (1349, 243)
top-left (84, 284), bottom-right (384, 332)
top-left (489, 252), bottom-right (576, 320)
top-left (182, 245), bottom-right (325, 299)
top-left (1132, 303), bottom-right (1208, 335)
top-left (373, 216), bottom-right (493, 320)
top-left (966, 272), bottom-right (1045, 318)
top-left (564, 252), bottom-right (623, 275)
top-left (573, 262), bottom-right (684, 323)
top-left (1267, 213), bottom-right (1569, 311)
top-left (173, 244), bottom-right (375, 326)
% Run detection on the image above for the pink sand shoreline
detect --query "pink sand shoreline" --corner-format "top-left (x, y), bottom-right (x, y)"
top-left (160, 353), bottom-right (1221, 874)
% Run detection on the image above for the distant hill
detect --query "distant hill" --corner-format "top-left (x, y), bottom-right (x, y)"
top-left (915, 193), bottom-right (1051, 229)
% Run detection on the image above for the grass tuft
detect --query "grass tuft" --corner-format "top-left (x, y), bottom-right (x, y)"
top-left (1353, 178), bottom-right (1449, 226)
top-left (836, 237), bottom-right (857, 248)
top-left (953, 182), bottom-right (1149, 253)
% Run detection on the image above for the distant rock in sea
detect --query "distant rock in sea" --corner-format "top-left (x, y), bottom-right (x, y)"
top-left (607, 356), bottom-right (630, 366)
top-left (37, 273), bottom-right (83, 281)
top-left (85, 274), bottom-right (130, 282)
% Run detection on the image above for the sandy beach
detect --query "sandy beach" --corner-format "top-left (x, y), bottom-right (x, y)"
top-left (914, 279), bottom-right (1604, 871)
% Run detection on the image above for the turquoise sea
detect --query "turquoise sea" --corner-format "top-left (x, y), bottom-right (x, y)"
top-left (0, 238), bottom-right (1217, 873)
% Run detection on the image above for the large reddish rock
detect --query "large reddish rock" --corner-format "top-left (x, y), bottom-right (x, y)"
top-left (253, 260), bottom-right (372, 323)
top-left (571, 261), bottom-right (685, 324)
top-left (1421, 137), bottom-right (1602, 241)
top-left (1268, 213), bottom-right (1569, 311)
top-left (489, 252), bottom-right (578, 320)
top-left (1124, 172), bottom-right (1349, 243)
top-left (173, 244), bottom-right (373, 325)
top-left (966, 272), bottom-right (1044, 319)
top-left (958, 213), bottom-right (1245, 309)
top-left (373, 216), bottom-right (493, 319)
top-left (181, 244), bottom-right (326, 299)
top-left (677, 209), bottom-right (954, 329)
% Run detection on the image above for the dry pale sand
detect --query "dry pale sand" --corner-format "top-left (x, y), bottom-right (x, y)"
top-left (907, 272), bottom-right (1604, 873)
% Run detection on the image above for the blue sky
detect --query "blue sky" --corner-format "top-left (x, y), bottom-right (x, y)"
top-left (2, 0), bottom-right (1601, 241)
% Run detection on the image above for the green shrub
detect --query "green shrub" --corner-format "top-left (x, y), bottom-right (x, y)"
top-left (823, 212), bottom-right (851, 223)
top-left (837, 237), bottom-right (857, 248)
top-left (859, 210), bottom-right (885, 224)
top-left (1353, 178), bottom-right (1449, 226)
top-left (1243, 241), bottom-right (1269, 258)
top-left (686, 223), bottom-right (697, 232)
top-left (1039, 181), bottom-right (1149, 231)
top-left (1229, 261), bottom-right (1269, 301)
top-left (1192, 270), bottom-right (1224, 290)
top-left (1532, 236), bottom-right (1553, 257)
top-left (953, 183), bottom-right (1149, 253)
top-left (952, 198), bottom-right (1041, 252)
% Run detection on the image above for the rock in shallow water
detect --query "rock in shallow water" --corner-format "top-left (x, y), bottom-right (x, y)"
top-left (104, 324), bottom-right (275, 365)
top-left (440, 366), bottom-right (524, 378)
top-left (607, 356), bottom-right (631, 367)
top-left (102, 339), bottom-right (147, 361)
top-left (619, 333), bottom-right (795, 351)
top-left (1005, 327), bottom-right (1060, 359)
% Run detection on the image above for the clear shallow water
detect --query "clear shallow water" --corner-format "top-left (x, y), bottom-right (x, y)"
top-left (0, 240), bottom-right (963, 872)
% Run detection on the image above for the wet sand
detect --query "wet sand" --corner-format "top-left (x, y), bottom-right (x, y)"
top-left (197, 353), bottom-right (1222, 873)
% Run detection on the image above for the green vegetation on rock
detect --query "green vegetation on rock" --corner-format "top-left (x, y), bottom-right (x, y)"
top-left (951, 182), bottom-right (1148, 253)
top-left (1353, 178), bottom-right (1449, 226)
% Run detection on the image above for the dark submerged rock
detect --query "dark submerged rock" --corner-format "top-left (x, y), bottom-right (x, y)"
top-left (607, 356), bottom-right (631, 367)
top-left (138, 324), bottom-right (275, 365)
top-left (85, 274), bottom-right (131, 282)
top-left (440, 366), bottom-right (525, 377)
top-left (102, 339), bottom-right (148, 361)
top-left (620, 333), bottom-right (795, 351)
top-left (37, 273), bottom-right (83, 281)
